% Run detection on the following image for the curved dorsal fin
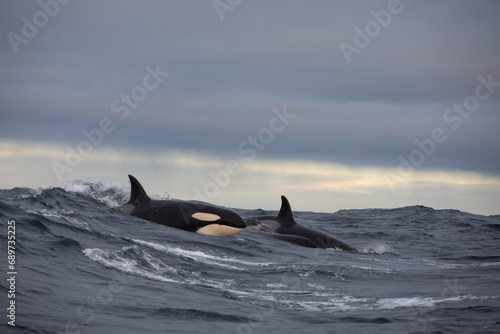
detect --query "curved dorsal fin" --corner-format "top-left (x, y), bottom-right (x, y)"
top-left (276, 195), bottom-right (296, 227)
top-left (127, 175), bottom-right (150, 204)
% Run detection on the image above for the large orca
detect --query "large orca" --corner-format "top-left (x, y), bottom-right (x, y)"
top-left (118, 175), bottom-right (246, 237)
top-left (244, 196), bottom-right (357, 251)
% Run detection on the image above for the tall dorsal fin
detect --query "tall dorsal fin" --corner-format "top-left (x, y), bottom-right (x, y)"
top-left (127, 175), bottom-right (150, 204)
top-left (276, 195), bottom-right (296, 227)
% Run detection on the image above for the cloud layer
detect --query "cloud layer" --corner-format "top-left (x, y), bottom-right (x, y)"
top-left (1, 0), bottom-right (499, 214)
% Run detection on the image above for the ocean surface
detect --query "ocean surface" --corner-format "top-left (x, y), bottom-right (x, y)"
top-left (1, 180), bottom-right (499, 334)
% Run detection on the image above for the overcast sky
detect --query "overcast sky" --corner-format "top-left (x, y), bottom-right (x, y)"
top-left (1, 1), bottom-right (499, 215)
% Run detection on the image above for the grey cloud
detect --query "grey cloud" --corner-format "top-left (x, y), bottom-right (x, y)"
top-left (1, 0), bottom-right (499, 178)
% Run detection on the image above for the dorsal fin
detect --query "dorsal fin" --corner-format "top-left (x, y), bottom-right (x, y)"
top-left (127, 175), bottom-right (150, 204)
top-left (276, 195), bottom-right (296, 227)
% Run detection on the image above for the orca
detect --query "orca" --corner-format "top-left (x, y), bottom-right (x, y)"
top-left (240, 230), bottom-right (319, 248)
top-left (118, 175), bottom-right (246, 237)
top-left (244, 196), bottom-right (357, 251)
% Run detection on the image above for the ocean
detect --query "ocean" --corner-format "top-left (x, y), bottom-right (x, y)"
top-left (1, 180), bottom-right (499, 334)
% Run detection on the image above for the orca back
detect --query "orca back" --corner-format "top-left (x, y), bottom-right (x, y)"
top-left (127, 174), bottom-right (150, 205)
top-left (276, 196), bottom-right (296, 227)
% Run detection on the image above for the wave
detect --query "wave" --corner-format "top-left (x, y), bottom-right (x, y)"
top-left (131, 238), bottom-right (274, 270)
top-left (1, 179), bottom-right (499, 333)
top-left (83, 246), bottom-right (179, 283)
top-left (82, 240), bottom-right (490, 315)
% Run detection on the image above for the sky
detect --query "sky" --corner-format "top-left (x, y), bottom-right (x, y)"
top-left (1, 0), bottom-right (500, 215)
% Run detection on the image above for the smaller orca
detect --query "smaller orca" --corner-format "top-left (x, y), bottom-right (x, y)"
top-left (244, 196), bottom-right (357, 251)
top-left (241, 230), bottom-right (319, 248)
top-left (118, 175), bottom-right (246, 237)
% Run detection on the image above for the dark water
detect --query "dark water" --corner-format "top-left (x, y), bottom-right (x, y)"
top-left (1, 180), bottom-right (499, 334)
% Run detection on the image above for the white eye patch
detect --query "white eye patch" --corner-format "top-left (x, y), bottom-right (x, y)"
top-left (191, 212), bottom-right (221, 222)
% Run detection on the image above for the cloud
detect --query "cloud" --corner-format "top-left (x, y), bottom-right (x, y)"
top-left (1, 0), bottom-right (500, 214)
top-left (2, 139), bottom-right (499, 215)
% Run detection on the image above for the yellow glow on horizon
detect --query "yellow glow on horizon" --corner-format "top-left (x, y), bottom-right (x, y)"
top-left (244, 157), bottom-right (500, 191)
top-left (3, 139), bottom-right (500, 186)
top-left (2, 139), bottom-right (500, 208)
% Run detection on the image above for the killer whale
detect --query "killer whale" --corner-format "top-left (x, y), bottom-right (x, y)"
top-left (244, 196), bottom-right (357, 251)
top-left (240, 230), bottom-right (319, 248)
top-left (118, 175), bottom-right (246, 237)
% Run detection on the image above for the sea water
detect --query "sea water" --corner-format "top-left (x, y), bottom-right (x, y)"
top-left (0, 180), bottom-right (499, 333)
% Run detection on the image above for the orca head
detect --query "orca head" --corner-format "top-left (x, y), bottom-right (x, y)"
top-left (181, 201), bottom-right (247, 237)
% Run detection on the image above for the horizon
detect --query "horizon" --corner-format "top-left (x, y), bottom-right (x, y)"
top-left (1, 1), bottom-right (500, 216)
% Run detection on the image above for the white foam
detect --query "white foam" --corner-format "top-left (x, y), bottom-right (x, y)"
top-left (307, 283), bottom-right (326, 290)
top-left (83, 245), bottom-right (488, 314)
top-left (83, 246), bottom-right (247, 292)
top-left (132, 239), bottom-right (274, 270)
top-left (376, 296), bottom-right (437, 309)
top-left (26, 208), bottom-right (90, 229)
top-left (84, 248), bottom-right (136, 270)
top-left (349, 264), bottom-right (396, 273)
top-left (361, 242), bottom-right (395, 254)
top-left (478, 261), bottom-right (500, 267)
top-left (375, 295), bottom-right (474, 310)
top-left (83, 247), bottom-right (178, 283)
top-left (19, 187), bottom-right (44, 198)
top-left (267, 294), bottom-right (370, 312)
top-left (150, 193), bottom-right (171, 200)
top-left (64, 182), bottom-right (91, 195)
top-left (64, 179), bottom-right (130, 207)
top-left (265, 283), bottom-right (288, 288)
